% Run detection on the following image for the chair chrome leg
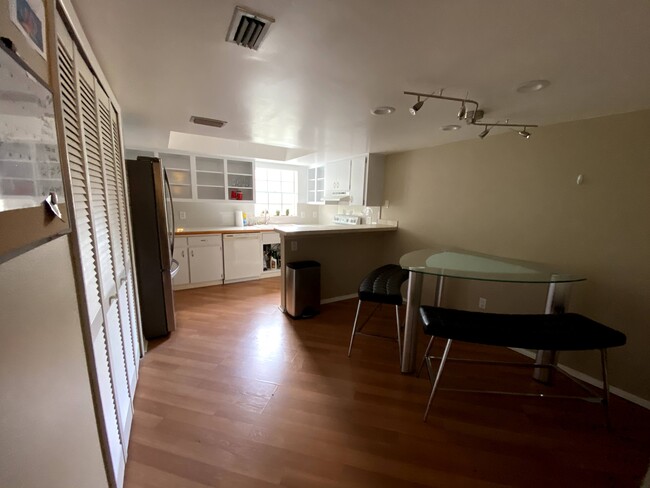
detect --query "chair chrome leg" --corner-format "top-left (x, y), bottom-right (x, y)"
top-left (417, 336), bottom-right (435, 378)
top-left (347, 300), bottom-right (363, 357)
top-left (395, 305), bottom-right (402, 368)
top-left (600, 348), bottom-right (611, 429)
top-left (423, 339), bottom-right (452, 422)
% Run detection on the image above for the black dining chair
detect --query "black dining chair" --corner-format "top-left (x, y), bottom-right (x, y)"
top-left (347, 264), bottom-right (410, 366)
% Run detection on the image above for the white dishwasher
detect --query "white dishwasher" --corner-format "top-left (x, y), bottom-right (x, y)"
top-left (223, 233), bottom-right (263, 283)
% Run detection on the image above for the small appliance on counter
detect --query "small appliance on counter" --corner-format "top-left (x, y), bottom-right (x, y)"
top-left (332, 214), bottom-right (361, 225)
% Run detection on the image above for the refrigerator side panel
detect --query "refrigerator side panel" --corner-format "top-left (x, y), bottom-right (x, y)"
top-left (151, 160), bottom-right (176, 333)
top-left (126, 160), bottom-right (169, 339)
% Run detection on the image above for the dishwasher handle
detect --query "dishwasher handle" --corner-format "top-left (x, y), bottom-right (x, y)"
top-left (224, 233), bottom-right (261, 239)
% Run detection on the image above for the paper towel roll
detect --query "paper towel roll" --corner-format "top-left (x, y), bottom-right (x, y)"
top-left (235, 211), bottom-right (244, 227)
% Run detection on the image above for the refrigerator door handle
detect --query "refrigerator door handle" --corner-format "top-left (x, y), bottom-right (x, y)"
top-left (170, 258), bottom-right (180, 278)
top-left (163, 168), bottom-right (176, 257)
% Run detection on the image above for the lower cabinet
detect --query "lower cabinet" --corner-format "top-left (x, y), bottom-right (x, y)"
top-left (188, 235), bottom-right (224, 284)
top-left (172, 238), bottom-right (190, 286)
top-left (173, 235), bottom-right (224, 289)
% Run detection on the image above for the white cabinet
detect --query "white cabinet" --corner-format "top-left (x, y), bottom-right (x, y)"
top-left (172, 237), bottom-right (190, 286)
top-left (308, 165), bottom-right (325, 203)
top-left (325, 159), bottom-right (352, 199)
top-left (349, 154), bottom-right (385, 207)
top-left (160, 153), bottom-right (193, 200)
top-left (188, 235), bottom-right (224, 284)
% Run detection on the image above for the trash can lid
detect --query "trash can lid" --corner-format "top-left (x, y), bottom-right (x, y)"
top-left (287, 260), bottom-right (321, 269)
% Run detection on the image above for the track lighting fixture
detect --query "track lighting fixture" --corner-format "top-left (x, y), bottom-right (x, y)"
top-left (409, 96), bottom-right (424, 115)
top-left (457, 92), bottom-right (468, 120)
top-left (404, 90), bottom-right (538, 139)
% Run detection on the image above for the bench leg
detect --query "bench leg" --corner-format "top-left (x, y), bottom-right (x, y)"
top-left (601, 348), bottom-right (611, 429)
top-left (347, 300), bottom-right (363, 357)
top-left (423, 338), bottom-right (452, 422)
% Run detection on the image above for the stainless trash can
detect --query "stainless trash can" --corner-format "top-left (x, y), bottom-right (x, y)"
top-left (286, 261), bottom-right (320, 319)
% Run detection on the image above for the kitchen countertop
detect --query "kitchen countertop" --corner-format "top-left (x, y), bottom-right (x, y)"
top-left (176, 221), bottom-right (398, 237)
top-left (274, 222), bottom-right (397, 237)
top-left (175, 225), bottom-right (277, 236)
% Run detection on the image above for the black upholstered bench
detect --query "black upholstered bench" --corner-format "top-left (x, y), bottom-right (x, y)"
top-left (347, 264), bottom-right (410, 366)
top-left (418, 306), bottom-right (627, 423)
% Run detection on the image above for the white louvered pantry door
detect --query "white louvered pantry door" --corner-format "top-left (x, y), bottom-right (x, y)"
top-left (55, 12), bottom-right (138, 488)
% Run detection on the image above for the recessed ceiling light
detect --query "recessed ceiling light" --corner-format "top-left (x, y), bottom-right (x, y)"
top-left (516, 79), bottom-right (550, 93)
top-left (441, 124), bottom-right (461, 131)
top-left (371, 106), bottom-right (396, 116)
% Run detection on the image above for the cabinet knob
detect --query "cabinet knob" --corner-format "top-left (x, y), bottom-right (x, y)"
top-left (182, 250), bottom-right (185, 258)
top-left (191, 250), bottom-right (194, 257)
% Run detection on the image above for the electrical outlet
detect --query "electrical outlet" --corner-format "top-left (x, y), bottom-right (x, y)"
top-left (291, 241), bottom-right (298, 252)
top-left (179, 211), bottom-right (186, 220)
top-left (312, 211), bottom-right (317, 218)
top-left (478, 297), bottom-right (487, 310)
top-left (300, 211), bottom-right (305, 218)
top-left (384, 200), bottom-right (390, 208)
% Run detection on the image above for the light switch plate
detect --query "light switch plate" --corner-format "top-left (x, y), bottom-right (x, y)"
top-left (179, 211), bottom-right (187, 220)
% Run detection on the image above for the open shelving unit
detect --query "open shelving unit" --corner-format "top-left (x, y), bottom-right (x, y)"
top-left (159, 152), bottom-right (192, 200)
top-left (308, 165), bottom-right (325, 203)
top-left (226, 159), bottom-right (254, 201)
top-left (196, 157), bottom-right (225, 200)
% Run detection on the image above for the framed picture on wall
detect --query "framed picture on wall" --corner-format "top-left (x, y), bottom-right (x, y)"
top-left (9, 0), bottom-right (46, 60)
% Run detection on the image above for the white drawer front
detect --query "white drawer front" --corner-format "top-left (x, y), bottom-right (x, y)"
top-left (262, 232), bottom-right (280, 244)
top-left (188, 235), bottom-right (222, 247)
top-left (175, 237), bottom-right (188, 248)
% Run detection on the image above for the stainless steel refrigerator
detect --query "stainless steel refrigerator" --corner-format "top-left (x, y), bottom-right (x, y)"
top-left (126, 156), bottom-right (178, 339)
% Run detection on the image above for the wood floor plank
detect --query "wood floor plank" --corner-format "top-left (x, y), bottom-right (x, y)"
top-left (123, 278), bottom-right (650, 487)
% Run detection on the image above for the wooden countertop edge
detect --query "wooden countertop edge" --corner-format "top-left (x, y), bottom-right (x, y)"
top-left (175, 228), bottom-right (276, 236)
top-left (274, 225), bottom-right (397, 237)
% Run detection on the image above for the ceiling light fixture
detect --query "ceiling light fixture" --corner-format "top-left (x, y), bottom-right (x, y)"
top-left (190, 115), bottom-right (228, 128)
top-left (441, 124), bottom-right (461, 131)
top-left (404, 90), bottom-right (538, 139)
top-left (516, 79), bottom-right (550, 93)
top-left (478, 126), bottom-right (491, 139)
top-left (371, 106), bottom-right (396, 116)
top-left (409, 96), bottom-right (424, 115)
top-left (457, 91), bottom-right (469, 120)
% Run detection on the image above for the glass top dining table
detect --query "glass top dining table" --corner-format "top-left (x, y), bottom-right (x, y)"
top-left (398, 249), bottom-right (586, 377)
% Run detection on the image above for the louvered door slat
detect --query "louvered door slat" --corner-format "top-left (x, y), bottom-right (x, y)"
top-left (78, 74), bottom-right (115, 297)
top-left (56, 41), bottom-right (102, 325)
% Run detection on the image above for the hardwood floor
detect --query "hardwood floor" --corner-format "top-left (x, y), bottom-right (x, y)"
top-left (124, 278), bottom-right (650, 487)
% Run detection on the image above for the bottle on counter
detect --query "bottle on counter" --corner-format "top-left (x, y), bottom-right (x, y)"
top-left (242, 212), bottom-right (247, 226)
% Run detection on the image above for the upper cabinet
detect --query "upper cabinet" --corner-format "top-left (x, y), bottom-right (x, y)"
top-left (125, 150), bottom-right (254, 201)
top-left (324, 159), bottom-right (352, 199)
top-left (308, 165), bottom-right (325, 203)
top-left (351, 154), bottom-right (385, 207)
top-left (322, 154), bottom-right (385, 206)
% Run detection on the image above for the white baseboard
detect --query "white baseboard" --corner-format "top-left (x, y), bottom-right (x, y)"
top-left (510, 348), bottom-right (650, 410)
top-left (321, 293), bottom-right (357, 304)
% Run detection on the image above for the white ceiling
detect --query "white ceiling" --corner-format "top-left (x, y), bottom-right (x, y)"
top-left (70, 0), bottom-right (650, 164)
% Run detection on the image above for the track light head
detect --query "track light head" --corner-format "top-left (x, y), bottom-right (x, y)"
top-left (518, 127), bottom-right (531, 139)
top-left (457, 102), bottom-right (466, 120)
top-left (409, 97), bottom-right (424, 115)
top-left (478, 126), bottom-right (491, 139)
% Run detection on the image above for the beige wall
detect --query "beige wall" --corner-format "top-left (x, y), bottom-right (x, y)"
top-left (381, 109), bottom-right (650, 402)
top-left (285, 231), bottom-right (396, 300)
top-left (0, 237), bottom-right (108, 487)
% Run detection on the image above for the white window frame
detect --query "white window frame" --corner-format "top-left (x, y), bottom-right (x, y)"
top-left (254, 164), bottom-right (299, 217)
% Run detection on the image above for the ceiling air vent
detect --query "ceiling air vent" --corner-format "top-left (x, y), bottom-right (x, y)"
top-left (226, 6), bottom-right (275, 50)
top-left (190, 116), bottom-right (227, 128)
